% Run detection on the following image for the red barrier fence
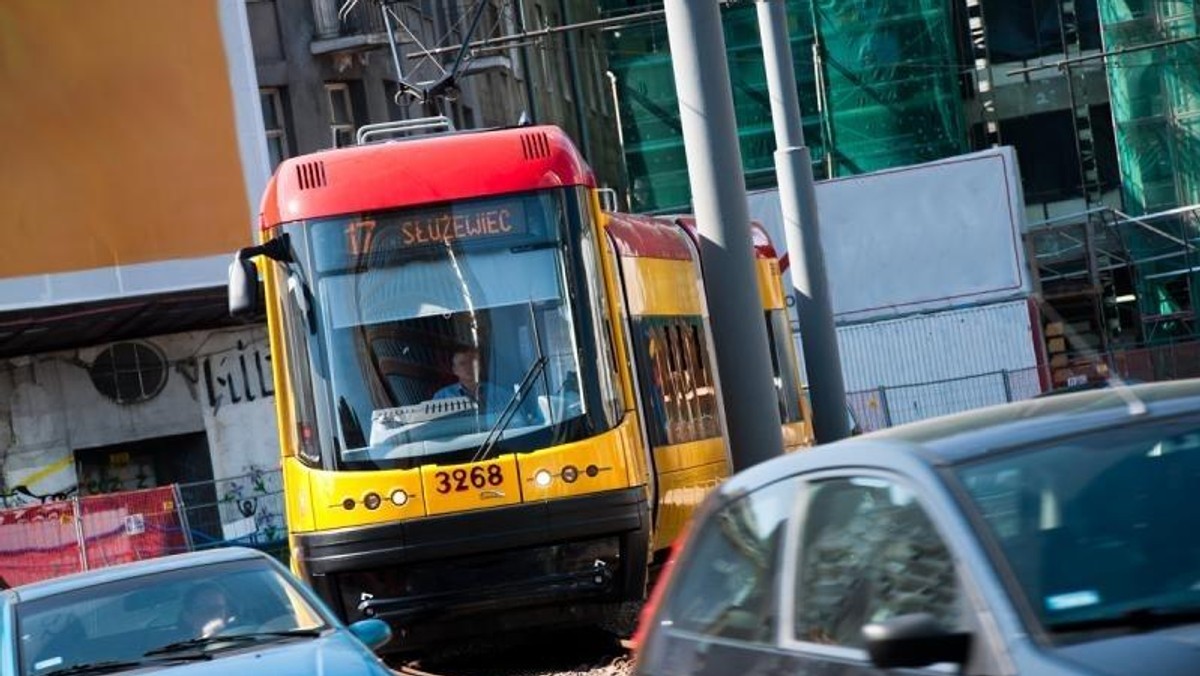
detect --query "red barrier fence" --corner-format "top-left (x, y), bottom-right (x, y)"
top-left (0, 486), bottom-right (189, 587)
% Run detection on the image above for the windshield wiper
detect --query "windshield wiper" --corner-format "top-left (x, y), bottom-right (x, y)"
top-left (472, 355), bottom-right (547, 463)
top-left (1049, 606), bottom-right (1200, 634)
top-left (44, 654), bottom-right (212, 676)
top-left (143, 628), bottom-right (323, 656)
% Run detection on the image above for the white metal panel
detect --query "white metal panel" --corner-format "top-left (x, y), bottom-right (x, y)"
top-left (837, 299), bottom-right (1038, 390)
top-left (748, 146), bottom-right (1031, 324)
top-left (836, 299), bottom-right (1041, 426)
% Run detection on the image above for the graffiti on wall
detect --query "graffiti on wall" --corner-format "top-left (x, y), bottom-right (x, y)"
top-left (0, 483), bottom-right (78, 509)
top-left (0, 456), bottom-right (78, 509)
top-left (217, 464), bottom-right (284, 544)
top-left (202, 339), bottom-right (273, 413)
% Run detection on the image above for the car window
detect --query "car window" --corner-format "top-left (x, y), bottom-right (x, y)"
top-left (793, 476), bottom-right (962, 648)
top-left (955, 416), bottom-right (1200, 635)
top-left (16, 559), bottom-right (328, 676)
top-left (664, 477), bottom-right (800, 644)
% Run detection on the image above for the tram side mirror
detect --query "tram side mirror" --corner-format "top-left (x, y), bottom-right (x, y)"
top-left (228, 236), bottom-right (292, 321)
top-left (228, 250), bottom-right (263, 321)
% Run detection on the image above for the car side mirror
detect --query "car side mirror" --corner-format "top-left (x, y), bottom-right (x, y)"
top-left (228, 252), bottom-right (261, 320)
top-left (862, 613), bottom-right (971, 669)
top-left (348, 618), bottom-right (392, 652)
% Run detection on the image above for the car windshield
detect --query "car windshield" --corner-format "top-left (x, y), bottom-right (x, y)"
top-left (284, 190), bottom-right (592, 468)
top-left (16, 559), bottom-right (327, 676)
top-left (953, 413), bottom-right (1200, 637)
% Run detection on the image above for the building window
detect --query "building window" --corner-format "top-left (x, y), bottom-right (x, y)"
top-left (325, 82), bottom-right (356, 148)
top-left (89, 342), bottom-right (169, 405)
top-left (535, 4), bottom-right (554, 95)
top-left (446, 99), bottom-right (474, 130)
top-left (259, 88), bottom-right (289, 169)
top-left (551, 10), bottom-right (571, 101)
top-left (588, 33), bottom-right (607, 113)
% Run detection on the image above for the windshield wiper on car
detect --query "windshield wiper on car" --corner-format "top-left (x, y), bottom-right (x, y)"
top-left (143, 628), bottom-right (323, 656)
top-left (44, 654), bottom-right (212, 676)
top-left (1048, 606), bottom-right (1200, 634)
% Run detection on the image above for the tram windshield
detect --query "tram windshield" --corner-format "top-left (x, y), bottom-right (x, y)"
top-left (279, 190), bottom-right (603, 469)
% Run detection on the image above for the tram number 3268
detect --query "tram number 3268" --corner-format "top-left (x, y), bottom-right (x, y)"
top-left (434, 465), bottom-right (504, 493)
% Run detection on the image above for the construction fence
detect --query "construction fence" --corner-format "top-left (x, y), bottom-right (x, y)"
top-left (847, 367), bottom-right (1045, 433)
top-left (847, 339), bottom-right (1200, 433)
top-left (0, 469), bottom-right (286, 587)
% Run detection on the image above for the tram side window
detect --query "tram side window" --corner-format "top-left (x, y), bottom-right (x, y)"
top-left (576, 190), bottom-right (622, 426)
top-left (277, 265), bottom-right (322, 466)
top-left (636, 317), bottom-right (721, 446)
top-left (766, 309), bottom-right (805, 424)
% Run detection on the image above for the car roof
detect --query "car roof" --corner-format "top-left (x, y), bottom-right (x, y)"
top-left (9, 547), bottom-right (272, 603)
top-left (721, 378), bottom-right (1200, 497)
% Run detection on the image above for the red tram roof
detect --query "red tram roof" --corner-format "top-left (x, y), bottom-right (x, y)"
top-left (259, 125), bottom-right (595, 230)
top-left (667, 215), bottom-right (779, 261)
top-left (605, 213), bottom-right (696, 262)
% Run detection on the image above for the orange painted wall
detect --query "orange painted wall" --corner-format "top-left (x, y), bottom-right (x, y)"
top-left (0, 0), bottom-right (253, 279)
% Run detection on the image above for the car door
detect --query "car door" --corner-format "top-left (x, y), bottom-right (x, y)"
top-left (638, 476), bottom-right (803, 676)
top-left (1, 595), bottom-right (14, 676)
top-left (777, 471), bottom-right (1004, 675)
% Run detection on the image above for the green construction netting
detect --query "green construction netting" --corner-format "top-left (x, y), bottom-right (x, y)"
top-left (602, 1), bottom-right (827, 213)
top-left (601, 1), bottom-right (967, 212)
top-left (1101, 0), bottom-right (1200, 341)
top-left (811, 0), bottom-right (967, 176)
top-left (1101, 0), bottom-right (1200, 214)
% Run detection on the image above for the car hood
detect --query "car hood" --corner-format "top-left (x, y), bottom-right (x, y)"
top-left (1054, 623), bottom-right (1200, 675)
top-left (154, 632), bottom-right (392, 676)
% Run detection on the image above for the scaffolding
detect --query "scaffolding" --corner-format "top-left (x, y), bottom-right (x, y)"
top-left (1101, 0), bottom-right (1200, 214)
top-left (812, 0), bottom-right (968, 176)
top-left (601, 1), bottom-right (826, 213)
top-left (1100, 0), bottom-right (1200, 341)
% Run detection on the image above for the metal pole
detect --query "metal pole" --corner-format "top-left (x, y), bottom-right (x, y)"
top-left (72, 497), bottom-right (89, 572)
top-left (663, 0), bottom-right (784, 470)
top-left (756, 0), bottom-right (848, 442)
top-left (606, 71), bottom-right (634, 211)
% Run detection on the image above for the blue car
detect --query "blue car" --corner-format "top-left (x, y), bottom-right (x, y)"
top-left (635, 379), bottom-right (1200, 675)
top-left (0, 547), bottom-right (394, 676)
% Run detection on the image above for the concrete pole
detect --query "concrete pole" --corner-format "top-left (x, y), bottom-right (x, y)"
top-left (756, 0), bottom-right (848, 443)
top-left (663, 0), bottom-right (784, 470)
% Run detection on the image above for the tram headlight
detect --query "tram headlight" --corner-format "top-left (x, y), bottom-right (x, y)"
top-left (363, 492), bottom-right (382, 510)
top-left (390, 489), bottom-right (409, 507)
top-left (534, 470), bottom-right (553, 487)
top-left (561, 465), bottom-right (579, 483)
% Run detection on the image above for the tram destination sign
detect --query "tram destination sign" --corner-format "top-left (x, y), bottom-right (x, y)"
top-left (344, 199), bottom-right (529, 256)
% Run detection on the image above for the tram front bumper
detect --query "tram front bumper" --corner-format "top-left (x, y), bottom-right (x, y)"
top-left (293, 487), bottom-right (650, 626)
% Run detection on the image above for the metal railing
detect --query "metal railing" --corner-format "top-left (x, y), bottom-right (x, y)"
top-left (0, 470), bottom-right (289, 586)
top-left (177, 468), bottom-right (287, 563)
top-left (845, 339), bottom-right (1200, 432)
top-left (847, 367), bottom-right (1046, 433)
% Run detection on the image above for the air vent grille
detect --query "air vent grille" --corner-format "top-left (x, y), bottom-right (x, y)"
top-left (521, 132), bottom-right (551, 159)
top-left (296, 161), bottom-right (327, 190)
